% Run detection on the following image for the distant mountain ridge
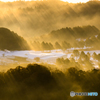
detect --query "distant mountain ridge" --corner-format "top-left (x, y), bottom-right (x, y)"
top-left (39, 25), bottom-right (100, 43)
top-left (0, 28), bottom-right (30, 50)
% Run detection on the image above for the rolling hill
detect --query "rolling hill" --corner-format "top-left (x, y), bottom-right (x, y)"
top-left (0, 28), bottom-right (30, 50)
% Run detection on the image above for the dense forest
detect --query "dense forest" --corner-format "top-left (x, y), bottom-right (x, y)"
top-left (0, 25), bottom-right (100, 51)
top-left (0, 28), bottom-right (30, 50)
top-left (31, 34), bottom-right (100, 51)
top-left (0, 1), bottom-right (100, 40)
top-left (0, 63), bottom-right (99, 100)
top-left (0, 0), bottom-right (100, 100)
top-left (38, 25), bottom-right (100, 42)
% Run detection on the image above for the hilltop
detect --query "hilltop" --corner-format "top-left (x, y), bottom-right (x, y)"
top-left (0, 28), bottom-right (30, 50)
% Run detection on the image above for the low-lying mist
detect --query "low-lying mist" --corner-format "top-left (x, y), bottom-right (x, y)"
top-left (0, 1), bottom-right (100, 99)
top-left (0, 63), bottom-right (99, 100)
top-left (0, 0), bottom-right (100, 41)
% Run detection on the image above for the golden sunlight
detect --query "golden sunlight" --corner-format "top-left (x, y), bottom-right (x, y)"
top-left (0, 0), bottom-right (90, 3)
top-left (61, 0), bottom-right (90, 3)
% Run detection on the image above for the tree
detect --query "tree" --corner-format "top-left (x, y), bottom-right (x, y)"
top-left (87, 52), bottom-right (90, 58)
top-left (56, 58), bottom-right (64, 65)
top-left (73, 50), bottom-right (80, 57)
top-left (62, 41), bottom-right (71, 50)
top-left (49, 43), bottom-right (54, 50)
top-left (54, 42), bottom-right (62, 49)
top-left (41, 41), bottom-right (46, 50)
top-left (80, 51), bottom-right (85, 59)
top-left (92, 52), bottom-right (97, 60)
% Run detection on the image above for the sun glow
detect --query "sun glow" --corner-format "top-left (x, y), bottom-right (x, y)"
top-left (61, 0), bottom-right (90, 3)
top-left (0, 0), bottom-right (90, 3)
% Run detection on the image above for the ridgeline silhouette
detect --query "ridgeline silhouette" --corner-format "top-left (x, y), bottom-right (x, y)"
top-left (0, 28), bottom-right (30, 50)
top-left (0, 1), bottom-right (100, 40)
top-left (39, 25), bottom-right (99, 43)
top-left (0, 63), bottom-right (99, 100)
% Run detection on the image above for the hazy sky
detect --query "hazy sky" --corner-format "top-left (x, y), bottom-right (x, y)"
top-left (0, 0), bottom-right (90, 3)
top-left (62, 0), bottom-right (89, 3)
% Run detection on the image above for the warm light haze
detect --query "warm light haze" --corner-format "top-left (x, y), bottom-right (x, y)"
top-left (0, 0), bottom-right (100, 100)
top-left (61, 0), bottom-right (89, 3)
top-left (0, 0), bottom-right (90, 3)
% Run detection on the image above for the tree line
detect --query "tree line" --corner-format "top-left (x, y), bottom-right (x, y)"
top-left (31, 41), bottom-right (71, 51)
top-left (32, 32), bottom-right (100, 51)
top-left (0, 63), bottom-right (99, 100)
top-left (56, 50), bottom-right (100, 70)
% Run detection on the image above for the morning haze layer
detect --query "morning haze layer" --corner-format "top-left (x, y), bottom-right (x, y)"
top-left (0, 0), bottom-right (100, 40)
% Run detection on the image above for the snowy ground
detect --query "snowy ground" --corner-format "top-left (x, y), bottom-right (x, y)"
top-left (0, 49), bottom-right (100, 70)
top-left (0, 50), bottom-right (66, 65)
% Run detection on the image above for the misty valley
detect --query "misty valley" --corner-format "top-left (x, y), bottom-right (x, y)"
top-left (0, 49), bottom-right (100, 71)
top-left (0, 0), bottom-right (100, 100)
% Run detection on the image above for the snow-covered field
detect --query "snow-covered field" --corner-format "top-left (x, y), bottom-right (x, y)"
top-left (0, 49), bottom-right (100, 62)
top-left (0, 50), bottom-right (65, 59)
top-left (0, 49), bottom-right (100, 70)
top-left (0, 50), bottom-right (66, 65)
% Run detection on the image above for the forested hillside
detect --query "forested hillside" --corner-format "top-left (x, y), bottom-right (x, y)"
top-left (0, 28), bottom-right (30, 50)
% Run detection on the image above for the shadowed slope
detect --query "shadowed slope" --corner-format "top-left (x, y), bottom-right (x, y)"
top-left (0, 28), bottom-right (30, 50)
